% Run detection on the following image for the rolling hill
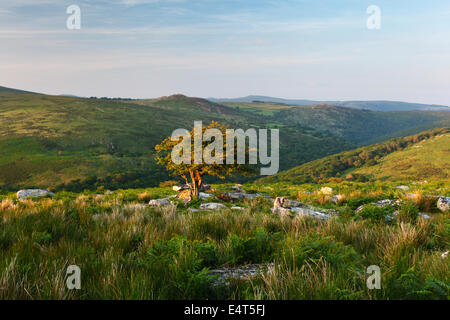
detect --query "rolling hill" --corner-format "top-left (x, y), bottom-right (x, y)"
top-left (210, 95), bottom-right (450, 111)
top-left (258, 127), bottom-right (450, 184)
top-left (1, 85), bottom-right (449, 190)
top-left (0, 87), bottom-right (351, 190)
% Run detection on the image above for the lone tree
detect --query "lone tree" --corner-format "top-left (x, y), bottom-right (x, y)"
top-left (155, 121), bottom-right (256, 198)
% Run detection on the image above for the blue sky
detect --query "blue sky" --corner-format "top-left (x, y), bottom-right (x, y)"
top-left (1, 0), bottom-right (449, 105)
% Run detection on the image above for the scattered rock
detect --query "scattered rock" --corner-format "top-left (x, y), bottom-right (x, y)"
top-left (437, 196), bottom-right (450, 212)
top-left (290, 207), bottom-right (330, 220)
top-left (231, 206), bottom-right (245, 210)
top-left (320, 187), bottom-right (333, 195)
top-left (199, 192), bottom-right (215, 200)
top-left (273, 197), bottom-right (305, 209)
top-left (231, 185), bottom-right (243, 192)
top-left (173, 184), bottom-right (189, 192)
top-left (17, 189), bottom-right (55, 200)
top-left (441, 251), bottom-right (449, 259)
top-left (221, 192), bottom-right (273, 202)
top-left (419, 212), bottom-right (431, 219)
top-left (149, 198), bottom-right (172, 207)
top-left (355, 199), bottom-right (400, 214)
top-left (208, 263), bottom-right (274, 285)
top-left (172, 184), bottom-right (211, 192)
top-left (222, 192), bottom-right (246, 201)
top-left (396, 185), bottom-right (410, 191)
top-left (199, 202), bottom-right (226, 210)
top-left (273, 197), bottom-right (330, 220)
top-left (330, 194), bottom-right (345, 204)
top-left (391, 211), bottom-right (431, 220)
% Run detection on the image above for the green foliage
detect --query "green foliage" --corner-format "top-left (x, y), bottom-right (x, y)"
top-left (260, 127), bottom-right (450, 184)
top-left (279, 233), bottom-right (361, 269)
top-left (397, 201), bottom-right (420, 224)
top-left (355, 204), bottom-right (394, 223)
top-left (225, 229), bottom-right (278, 264)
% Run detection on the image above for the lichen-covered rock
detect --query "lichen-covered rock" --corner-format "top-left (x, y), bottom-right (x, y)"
top-left (199, 202), bottom-right (226, 210)
top-left (149, 198), bottom-right (172, 207)
top-left (221, 192), bottom-right (273, 202)
top-left (290, 207), bottom-right (330, 220)
top-left (273, 197), bottom-right (330, 220)
top-left (437, 196), bottom-right (450, 212)
top-left (199, 192), bottom-right (214, 200)
top-left (17, 189), bottom-right (54, 200)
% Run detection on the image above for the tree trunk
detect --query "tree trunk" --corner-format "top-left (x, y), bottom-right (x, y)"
top-left (188, 170), bottom-right (202, 198)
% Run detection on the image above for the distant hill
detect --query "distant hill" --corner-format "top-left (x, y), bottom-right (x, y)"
top-left (209, 95), bottom-right (450, 112)
top-left (0, 85), bottom-right (36, 94)
top-left (258, 127), bottom-right (450, 184)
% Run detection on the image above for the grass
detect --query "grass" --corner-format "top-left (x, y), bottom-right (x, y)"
top-left (0, 181), bottom-right (448, 300)
top-left (260, 127), bottom-right (450, 184)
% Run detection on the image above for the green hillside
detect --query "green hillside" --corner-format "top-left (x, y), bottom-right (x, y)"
top-left (0, 90), bottom-right (351, 190)
top-left (1, 86), bottom-right (449, 190)
top-left (225, 102), bottom-right (450, 144)
top-left (353, 133), bottom-right (450, 181)
top-left (258, 127), bottom-right (450, 184)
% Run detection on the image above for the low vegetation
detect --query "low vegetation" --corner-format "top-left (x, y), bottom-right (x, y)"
top-left (0, 181), bottom-right (448, 299)
top-left (260, 127), bottom-right (450, 184)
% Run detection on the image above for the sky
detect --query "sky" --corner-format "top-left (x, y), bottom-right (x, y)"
top-left (0, 0), bottom-right (449, 105)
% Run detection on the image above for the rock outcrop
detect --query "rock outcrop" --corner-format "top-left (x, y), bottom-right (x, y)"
top-left (17, 189), bottom-right (54, 200)
top-left (149, 197), bottom-right (172, 207)
top-left (199, 202), bottom-right (226, 210)
top-left (222, 192), bottom-right (273, 202)
top-left (272, 197), bottom-right (330, 220)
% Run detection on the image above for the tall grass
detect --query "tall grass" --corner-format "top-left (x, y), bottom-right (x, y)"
top-left (0, 184), bottom-right (448, 300)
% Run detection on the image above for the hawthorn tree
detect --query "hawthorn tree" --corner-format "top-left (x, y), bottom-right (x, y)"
top-left (155, 121), bottom-right (256, 198)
